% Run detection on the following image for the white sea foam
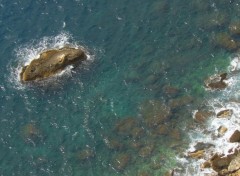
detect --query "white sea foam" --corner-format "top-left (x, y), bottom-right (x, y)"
top-left (177, 55), bottom-right (240, 176)
top-left (8, 32), bottom-right (94, 90)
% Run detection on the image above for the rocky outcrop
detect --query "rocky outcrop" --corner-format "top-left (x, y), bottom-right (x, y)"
top-left (204, 73), bottom-right (228, 90)
top-left (20, 47), bottom-right (87, 82)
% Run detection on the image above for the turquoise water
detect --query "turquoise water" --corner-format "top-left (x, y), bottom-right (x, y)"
top-left (0, 0), bottom-right (238, 175)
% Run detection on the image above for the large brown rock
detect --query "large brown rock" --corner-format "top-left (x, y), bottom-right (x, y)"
top-left (204, 73), bottom-right (228, 90)
top-left (229, 130), bottom-right (240, 143)
top-left (20, 47), bottom-right (87, 81)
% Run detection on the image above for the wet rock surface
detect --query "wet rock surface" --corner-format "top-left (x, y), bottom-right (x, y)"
top-left (229, 130), bottom-right (240, 143)
top-left (217, 109), bottom-right (233, 118)
top-left (20, 47), bottom-right (87, 82)
top-left (204, 73), bottom-right (228, 90)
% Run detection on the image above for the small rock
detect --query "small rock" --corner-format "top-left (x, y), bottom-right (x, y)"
top-left (188, 150), bottom-right (205, 159)
top-left (218, 126), bottom-right (228, 136)
top-left (169, 129), bottom-right (181, 140)
top-left (137, 171), bottom-right (151, 176)
top-left (194, 110), bottom-right (213, 123)
top-left (163, 85), bottom-right (179, 97)
top-left (217, 109), bottom-right (233, 118)
top-left (229, 130), bottom-right (240, 143)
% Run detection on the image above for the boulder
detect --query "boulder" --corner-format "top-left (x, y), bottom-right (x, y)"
top-left (229, 130), bottom-right (240, 143)
top-left (204, 73), bottom-right (228, 90)
top-left (20, 47), bottom-right (87, 81)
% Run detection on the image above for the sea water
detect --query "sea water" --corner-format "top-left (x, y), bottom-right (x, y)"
top-left (0, 0), bottom-right (239, 175)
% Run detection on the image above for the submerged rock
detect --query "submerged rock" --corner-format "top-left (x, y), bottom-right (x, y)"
top-left (204, 73), bottom-right (228, 90)
top-left (112, 153), bottom-right (131, 171)
top-left (214, 33), bottom-right (238, 51)
top-left (21, 123), bottom-right (42, 144)
top-left (77, 148), bottom-right (95, 161)
top-left (20, 47), bottom-right (87, 82)
top-left (194, 110), bottom-right (213, 123)
top-left (140, 100), bottom-right (171, 127)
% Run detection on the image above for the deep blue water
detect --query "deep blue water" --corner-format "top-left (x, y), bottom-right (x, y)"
top-left (0, 0), bottom-right (238, 175)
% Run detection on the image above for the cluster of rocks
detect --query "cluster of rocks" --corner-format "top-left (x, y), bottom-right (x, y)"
top-left (186, 101), bottom-right (240, 175)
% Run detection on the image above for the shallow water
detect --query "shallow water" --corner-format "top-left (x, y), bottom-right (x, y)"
top-left (0, 0), bottom-right (239, 175)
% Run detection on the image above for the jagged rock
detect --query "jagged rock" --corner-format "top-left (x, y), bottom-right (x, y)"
top-left (20, 47), bottom-right (87, 81)
top-left (229, 130), bottom-right (240, 143)
top-left (204, 73), bottom-right (228, 90)
top-left (163, 170), bottom-right (174, 176)
top-left (217, 109), bottom-right (233, 118)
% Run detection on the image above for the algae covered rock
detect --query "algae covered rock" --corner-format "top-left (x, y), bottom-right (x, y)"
top-left (20, 47), bottom-right (87, 82)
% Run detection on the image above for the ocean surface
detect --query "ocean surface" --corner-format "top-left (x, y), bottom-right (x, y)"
top-left (0, 0), bottom-right (239, 175)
